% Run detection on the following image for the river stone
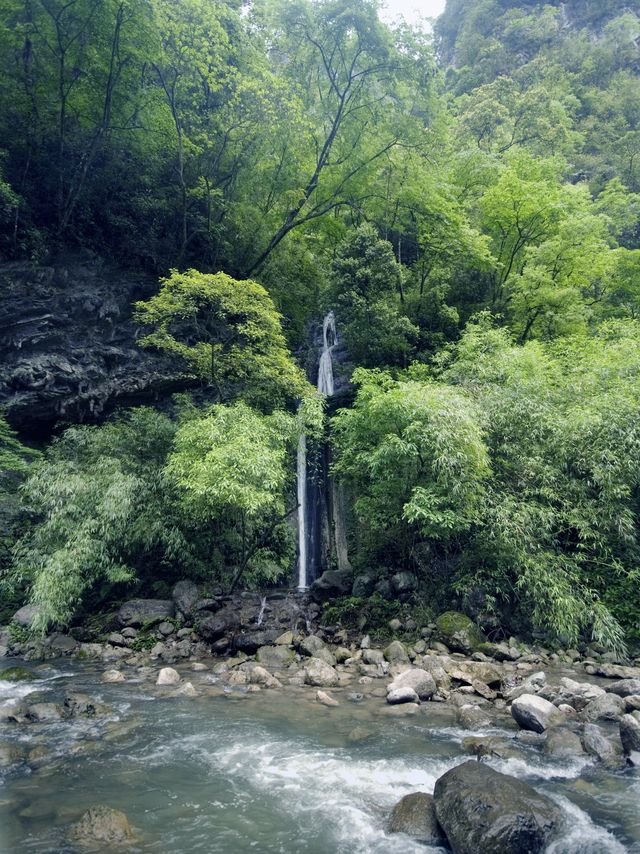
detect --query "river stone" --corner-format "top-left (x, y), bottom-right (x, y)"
top-left (463, 736), bottom-right (524, 761)
top-left (275, 631), bottom-right (294, 646)
top-left (11, 604), bottom-right (42, 627)
top-left (68, 806), bottom-right (133, 845)
top-left (433, 760), bottom-right (563, 854)
top-left (0, 666), bottom-right (32, 681)
top-left (156, 667), bottom-right (180, 685)
top-left (299, 635), bottom-right (326, 657)
top-left (581, 724), bottom-right (620, 765)
top-left (64, 693), bottom-right (103, 718)
top-left (316, 690), bottom-right (339, 707)
top-left (107, 632), bottom-right (127, 646)
top-left (44, 632), bottom-right (78, 653)
top-left (543, 727), bottom-right (585, 758)
top-left (313, 647), bottom-right (337, 666)
top-left (173, 681), bottom-right (197, 697)
top-left (606, 679), bottom-right (640, 697)
top-left (362, 648), bottom-right (385, 666)
top-left (256, 645), bottom-right (295, 669)
top-left (233, 628), bottom-right (278, 654)
top-left (456, 703), bottom-right (493, 729)
top-left (449, 661), bottom-right (502, 688)
top-left (387, 686), bottom-right (419, 705)
top-left (157, 621), bottom-right (175, 637)
top-left (384, 640), bottom-right (409, 664)
top-left (388, 668), bottom-right (436, 701)
top-left (620, 712), bottom-right (640, 754)
top-left (435, 612), bottom-right (486, 654)
top-left (0, 742), bottom-right (24, 767)
top-left (511, 694), bottom-right (564, 733)
top-left (101, 669), bottom-right (125, 683)
top-left (118, 598), bottom-right (174, 628)
top-left (388, 792), bottom-right (447, 846)
top-left (304, 657), bottom-right (340, 688)
top-left (27, 702), bottom-right (64, 722)
top-left (247, 665), bottom-right (282, 689)
top-left (591, 663), bottom-right (640, 680)
top-left (582, 692), bottom-right (625, 723)
top-left (172, 580), bottom-right (199, 617)
top-left (334, 646), bottom-right (352, 663)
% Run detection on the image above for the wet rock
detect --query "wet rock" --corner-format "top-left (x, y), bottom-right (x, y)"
top-left (625, 695), bottom-right (640, 712)
top-left (388, 792), bottom-right (447, 846)
top-left (246, 665), bottom-right (282, 689)
top-left (504, 671), bottom-right (547, 702)
top-left (334, 647), bottom-right (352, 664)
top-left (299, 635), bottom-right (326, 657)
top-left (0, 666), bottom-right (32, 681)
top-left (606, 679), bottom-right (640, 697)
top-left (308, 569), bottom-right (353, 602)
top-left (106, 632), bottom-right (127, 646)
top-left (173, 681), bottom-right (197, 697)
top-left (362, 648), bottom-right (385, 666)
top-left (27, 702), bottom-right (64, 722)
top-left (463, 736), bottom-right (523, 761)
top-left (477, 641), bottom-right (519, 662)
top-left (256, 645), bottom-right (295, 669)
top-left (387, 686), bottom-right (419, 705)
top-left (11, 604), bottom-right (42, 628)
top-left (552, 677), bottom-right (605, 711)
top-left (172, 580), bottom-right (199, 617)
top-left (348, 725), bottom-right (373, 743)
top-left (511, 694), bottom-right (564, 733)
top-left (448, 660), bottom-right (502, 688)
top-left (157, 621), bottom-right (175, 637)
top-left (275, 630), bottom-right (294, 646)
top-left (0, 742), bottom-right (24, 767)
top-left (619, 712), bottom-right (640, 755)
top-left (543, 727), bottom-right (585, 758)
top-left (316, 690), bottom-right (339, 707)
top-left (101, 668), bottom-right (125, 683)
top-left (590, 663), bottom-right (640, 680)
top-left (388, 668), bottom-right (436, 701)
top-left (347, 692), bottom-right (365, 703)
top-left (435, 612), bottom-right (486, 654)
top-left (156, 667), bottom-right (180, 686)
top-left (118, 599), bottom-right (174, 628)
top-left (383, 640), bottom-right (409, 664)
top-left (471, 680), bottom-right (497, 700)
top-left (456, 703), bottom-right (493, 729)
top-left (68, 805), bottom-right (133, 845)
top-left (582, 693), bottom-right (625, 723)
top-left (433, 760), bottom-right (563, 854)
top-left (581, 724), bottom-right (620, 765)
top-left (64, 693), bottom-right (108, 718)
top-left (44, 632), bottom-right (78, 653)
top-left (304, 657), bottom-right (340, 688)
top-left (233, 629), bottom-right (278, 654)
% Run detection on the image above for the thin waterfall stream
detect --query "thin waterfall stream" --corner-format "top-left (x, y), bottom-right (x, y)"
top-left (297, 312), bottom-right (338, 590)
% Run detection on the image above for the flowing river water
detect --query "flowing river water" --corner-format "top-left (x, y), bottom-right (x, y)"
top-left (1, 660), bottom-right (639, 853)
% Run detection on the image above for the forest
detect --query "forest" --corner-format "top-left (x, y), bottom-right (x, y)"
top-left (1, 0), bottom-right (639, 656)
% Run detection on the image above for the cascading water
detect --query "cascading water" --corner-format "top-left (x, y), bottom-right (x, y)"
top-left (297, 312), bottom-right (339, 590)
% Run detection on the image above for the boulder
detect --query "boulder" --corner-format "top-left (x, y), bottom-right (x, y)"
top-left (581, 723), bottom-right (620, 765)
top-left (68, 806), bottom-right (133, 845)
top-left (198, 611), bottom-right (240, 643)
top-left (233, 629), bottom-right (278, 654)
top-left (553, 677), bottom-right (605, 711)
top-left (304, 657), bottom-right (340, 688)
top-left (44, 632), bottom-right (78, 653)
top-left (620, 712), bottom-right (640, 755)
top-left (11, 604), bottom-right (42, 627)
top-left (606, 679), bottom-right (640, 698)
top-left (256, 645), bottom-right (295, 669)
top-left (581, 693), bottom-right (625, 723)
top-left (456, 704), bottom-right (493, 729)
top-left (543, 727), bottom-right (585, 758)
top-left (388, 668), bottom-right (436, 701)
top-left (101, 669), bottom-right (125, 683)
top-left (156, 667), bottom-right (180, 686)
top-left (435, 612), bottom-right (486, 654)
top-left (118, 599), bottom-right (174, 628)
top-left (351, 573), bottom-right (376, 598)
top-left (299, 635), bottom-right (325, 657)
top-left (172, 580), bottom-right (199, 617)
top-left (591, 663), bottom-right (640, 680)
top-left (362, 649), bottom-right (385, 666)
top-left (390, 571), bottom-right (417, 598)
top-left (27, 703), bottom-right (64, 722)
top-left (388, 792), bottom-right (447, 846)
top-left (433, 761), bottom-right (563, 854)
top-left (308, 569), bottom-right (353, 602)
top-left (246, 666), bottom-right (282, 689)
top-left (387, 686), bottom-right (419, 705)
top-left (448, 660), bottom-right (502, 688)
top-left (383, 640), bottom-right (409, 664)
top-left (275, 631), bottom-right (294, 646)
top-left (316, 690), bottom-right (339, 707)
top-left (511, 694), bottom-right (564, 733)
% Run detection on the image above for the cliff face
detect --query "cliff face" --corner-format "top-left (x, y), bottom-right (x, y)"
top-left (0, 255), bottom-right (188, 437)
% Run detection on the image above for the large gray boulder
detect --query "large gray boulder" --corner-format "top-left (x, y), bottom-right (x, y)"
top-left (11, 604), bottom-right (42, 628)
top-left (435, 612), bottom-right (486, 654)
top-left (308, 569), bottom-right (353, 602)
top-left (581, 692), bottom-right (625, 723)
top-left (304, 657), bottom-right (340, 688)
top-left (388, 792), bottom-right (447, 846)
top-left (433, 761), bottom-right (563, 854)
top-left (388, 669), bottom-right (436, 701)
top-left (606, 679), bottom-right (640, 698)
top-left (172, 580), bottom-right (199, 617)
top-left (620, 712), bottom-right (640, 757)
top-left (511, 694), bottom-right (564, 733)
top-left (118, 599), bottom-right (174, 628)
top-left (387, 686), bottom-right (419, 705)
top-left (581, 723), bottom-right (620, 766)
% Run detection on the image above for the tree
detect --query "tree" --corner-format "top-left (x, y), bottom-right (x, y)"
top-left (166, 402), bottom-right (298, 591)
top-left (134, 269), bottom-right (311, 411)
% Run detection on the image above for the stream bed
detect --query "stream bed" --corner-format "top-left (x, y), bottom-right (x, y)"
top-left (1, 660), bottom-right (639, 853)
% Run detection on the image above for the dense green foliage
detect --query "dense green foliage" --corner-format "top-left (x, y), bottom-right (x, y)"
top-left (1, 0), bottom-right (639, 649)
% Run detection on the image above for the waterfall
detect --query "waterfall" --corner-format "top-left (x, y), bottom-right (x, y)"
top-left (296, 311), bottom-right (339, 591)
top-left (256, 596), bottom-right (267, 626)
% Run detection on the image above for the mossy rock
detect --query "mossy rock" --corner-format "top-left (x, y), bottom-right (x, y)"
top-left (0, 666), bottom-right (33, 682)
top-left (435, 611), bottom-right (486, 654)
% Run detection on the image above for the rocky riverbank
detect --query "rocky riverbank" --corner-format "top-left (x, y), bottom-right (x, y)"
top-left (1, 586), bottom-right (639, 851)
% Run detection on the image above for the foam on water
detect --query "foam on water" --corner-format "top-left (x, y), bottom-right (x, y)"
top-left (488, 754), bottom-right (594, 782)
top-left (546, 795), bottom-right (628, 854)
